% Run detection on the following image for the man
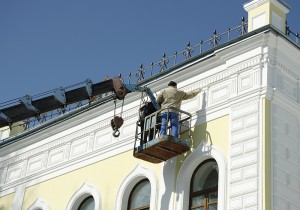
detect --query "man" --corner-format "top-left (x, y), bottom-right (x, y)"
top-left (156, 81), bottom-right (201, 138)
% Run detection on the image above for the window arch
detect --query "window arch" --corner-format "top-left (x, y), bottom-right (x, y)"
top-left (128, 179), bottom-right (151, 210)
top-left (66, 182), bottom-right (101, 210)
top-left (175, 140), bottom-right (226, 210)
top-left (115, 164), bottom-right (157, 210)
top-left (189, 159), bottom-right (218, 210)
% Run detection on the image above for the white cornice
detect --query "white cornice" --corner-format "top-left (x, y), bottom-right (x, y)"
top-left (244, 0), bottom-right (290, 13)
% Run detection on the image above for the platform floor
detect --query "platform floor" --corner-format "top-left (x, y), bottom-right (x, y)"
top-left (133, 135), bottom-right (191, 163)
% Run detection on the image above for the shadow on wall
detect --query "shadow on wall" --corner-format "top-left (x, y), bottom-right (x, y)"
top-left (190, 91), bottom-right (212, 151)
top-left (160, 91), bottom-right (212, 210)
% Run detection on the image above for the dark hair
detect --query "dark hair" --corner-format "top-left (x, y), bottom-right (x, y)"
top-left (168, 81), bottom-right (177, 87)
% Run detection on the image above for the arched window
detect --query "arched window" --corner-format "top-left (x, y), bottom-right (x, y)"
top-left (77, 196), bottom-right (95, 210)
top-left (189, 159), bottom-right (218, 210)
top-left (128, 179), bottom-right (151, 210)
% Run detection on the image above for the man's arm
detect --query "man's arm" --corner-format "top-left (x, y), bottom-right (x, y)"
top-left (182, 88), bottom-right (202, 100)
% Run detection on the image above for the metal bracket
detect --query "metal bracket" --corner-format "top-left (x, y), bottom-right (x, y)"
top-left (0, 111), bottom-right (12, 124)
top-left (20, 95), bottom-right (40, 114)
top-left (85, 79), bottom-right (93, 99)
top-left (54, 87), bottom-right (66, 105)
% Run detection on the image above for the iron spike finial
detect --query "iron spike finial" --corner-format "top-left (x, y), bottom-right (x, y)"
top-left (136, 64), bottom-right (145, 82)
top-left (159, 53), bottom-right (168, 71)
top-left (127, 72), bottom-right (132, 84)
top-left (174, 51), bottom-right (178, 65)
top-left (150, 62), bottom-right (154, 76)
top-left (184, 42), bottom-right (194, 59)
top-left (210, 30), bottom-right (220, 47)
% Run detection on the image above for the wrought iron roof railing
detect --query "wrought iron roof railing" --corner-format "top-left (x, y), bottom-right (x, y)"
top-left (124, 19), bottom-right (299, 85)
top-left (127, 17), bottom-right (248, 84)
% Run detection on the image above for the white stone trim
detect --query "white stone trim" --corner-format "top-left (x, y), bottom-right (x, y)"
top-left (27, 198), bottom-right (51, 210)
top-left (175, 141), bottom-right (227, 210)
top-left (65, 182), bottom-right (101, 210)
top-left (244, 0), bottom-right (290, 14)
top-left (115, 164), bottom-right (158, 210)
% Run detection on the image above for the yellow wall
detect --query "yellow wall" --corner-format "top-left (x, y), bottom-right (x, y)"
top-left (0, 193), bottom-right (14, 210)
top-left (262, 98), bottom-right (271, 210)
top-left (22, 151), bottom-right (161, 210)
top-left (176, 115), bottom-right (229, 174)
top-left (248, 2), bottom-right (271, 32)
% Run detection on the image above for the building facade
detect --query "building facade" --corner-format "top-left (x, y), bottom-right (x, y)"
top-left (0, 0), bottom-right (299, 209)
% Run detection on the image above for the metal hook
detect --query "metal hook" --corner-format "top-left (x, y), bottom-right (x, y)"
top-left (113, 129), bottom-right (120, 137)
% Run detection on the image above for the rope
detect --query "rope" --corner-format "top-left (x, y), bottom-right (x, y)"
top-left (113, 98), bottom-right (125, 117)
top-left (120, 99), bottom-right (124, 117)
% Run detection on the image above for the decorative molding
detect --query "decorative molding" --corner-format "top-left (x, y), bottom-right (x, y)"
top-left (268, 56), bottom-right (300, 80)
top-left (6, 162), bottom-right (25, 183)
top-left (210, 82), bottom-right (230, 105)
top-left (120, 119), bottom-right (137, 139)
top-left (94, 129), bottom-right (113, 149)
top-left (47, 147), bottom-right (66, 167)
top-left (65, 182), bottom-right (101, 210)
top-left (26, 154), bottom-right (45, 175)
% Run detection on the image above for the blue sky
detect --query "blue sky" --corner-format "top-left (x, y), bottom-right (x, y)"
top-left (0, 0), bottom-right (299, 103)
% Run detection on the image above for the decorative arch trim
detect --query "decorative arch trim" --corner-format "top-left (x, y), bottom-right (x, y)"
top-left (27, 198), bottom-right (51, 210)
top-left (66, 182), bottom-right (101, 210)
top-left (115, 164), bottom-right (158, 210)
top-left (175, 141), bottom-right (227, 210)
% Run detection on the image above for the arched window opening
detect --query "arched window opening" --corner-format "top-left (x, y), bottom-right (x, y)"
top-left (189, 159), bottom-right (218, 210)
top-left (78, 196), bottom-right (95, 210)
top-left (128, 179), bottom-right (151, 210)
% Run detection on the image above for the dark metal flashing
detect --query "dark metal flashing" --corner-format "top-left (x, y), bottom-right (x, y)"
top-left (0, 95), bottom-right (114, 148)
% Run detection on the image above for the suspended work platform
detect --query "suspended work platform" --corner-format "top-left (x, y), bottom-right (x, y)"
top-left (134, 135), bottom-right (191, 163)
top-left (133, 106), bottom-right (192, 163)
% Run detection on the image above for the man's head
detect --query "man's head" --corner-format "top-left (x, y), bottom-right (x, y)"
top-left (168, 81), bottom-right (177, 87)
